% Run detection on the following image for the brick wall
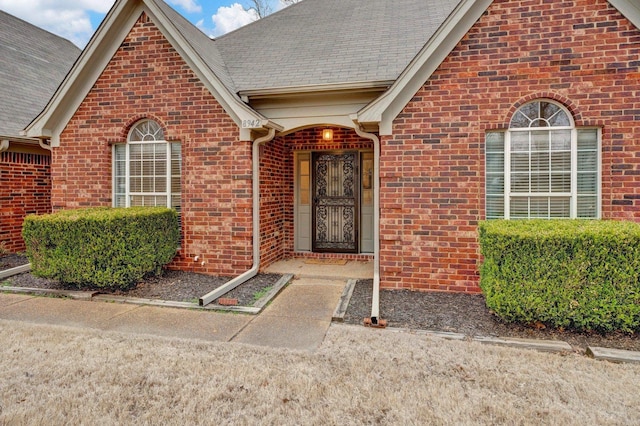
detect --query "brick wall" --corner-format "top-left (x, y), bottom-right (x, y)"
top-left (383, 0), bottom-right (640, 292)
top-left (56, 13), bottom-right (252, 275)
top-left (0, 151), bottom-right (51, 252)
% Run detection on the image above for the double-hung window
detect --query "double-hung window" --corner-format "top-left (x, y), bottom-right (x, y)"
top-left (113, 119), bottom-right (181, 215)
top-left (486, 100), bottom-right (600, 219)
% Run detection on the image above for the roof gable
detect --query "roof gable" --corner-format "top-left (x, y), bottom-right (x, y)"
top-left (25, 0), bottom-right (274, 144)
top-left (355, 0), bottom-right (640, 134)
top-left (0, 11), bottom-right (80, 137)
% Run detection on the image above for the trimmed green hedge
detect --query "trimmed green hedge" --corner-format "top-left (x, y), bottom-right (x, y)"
top-left (23, 207), bottom-right (179, 289)
top-left (479, 220), bottom-right (640, 333)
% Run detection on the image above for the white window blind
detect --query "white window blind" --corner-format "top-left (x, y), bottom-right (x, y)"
top-left (113, 120), bottom-right (181, 212)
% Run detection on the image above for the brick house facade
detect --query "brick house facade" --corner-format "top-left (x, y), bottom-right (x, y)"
top-left (0, 151), bottom-right (51, 252)
top-left (56, 14), bottom-right (254, 276)
top-left (24, 0), bottom-right (640, 310)
top-left (380, 0), bottom-right (640, 292)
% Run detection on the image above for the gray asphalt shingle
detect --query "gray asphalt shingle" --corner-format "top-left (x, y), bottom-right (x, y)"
top-left (0, 11), bottom-right (80, 136)
top-left (214, 0), bottom-right (461, 92)
top-left (153, 0), bottom-right (237, 93)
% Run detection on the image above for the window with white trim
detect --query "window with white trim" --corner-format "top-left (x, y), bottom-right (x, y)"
top-left (113, 120), bottom-right (181, 215)
top-left (486, 100), bottom-right (599, 219)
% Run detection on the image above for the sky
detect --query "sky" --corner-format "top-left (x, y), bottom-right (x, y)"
top-left (0, 0), bottom-right (289, 47)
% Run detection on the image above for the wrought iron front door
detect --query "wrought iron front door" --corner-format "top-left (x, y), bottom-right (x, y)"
top-left (312, 152), bottom-right (358, 253)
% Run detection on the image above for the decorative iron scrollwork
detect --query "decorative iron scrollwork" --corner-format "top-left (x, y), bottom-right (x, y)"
top-left (314, 152), bottom-right (357, 251)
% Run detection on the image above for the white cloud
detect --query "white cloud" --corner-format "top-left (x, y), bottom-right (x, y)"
top-left (211, 3), bottom-right (258, 36)
top-left (168, 0), bottom-right (201, 13)
top-left (0, 0), bottom-right (115, 47)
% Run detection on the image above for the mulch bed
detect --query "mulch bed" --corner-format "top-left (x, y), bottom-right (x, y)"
top-left (3, 252), bottom-right (639, 352)
top-left (344, 280), bottom-right (640, 353)
top-left (2, 258), bottom-right (281, 307)
top-left (0, 253), bottom-right (28, 272)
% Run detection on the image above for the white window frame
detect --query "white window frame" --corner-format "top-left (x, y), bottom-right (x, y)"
top-left (113, 120), bottom-right (181, 210)
top-left (487, 100), bottom-right (601, 219)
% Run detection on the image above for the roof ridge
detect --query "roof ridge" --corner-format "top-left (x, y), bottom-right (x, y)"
top-left (214, 0), bottom-right (307, 42)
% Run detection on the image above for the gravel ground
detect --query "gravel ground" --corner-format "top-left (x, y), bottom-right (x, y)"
top-left (3, 253), bottom-right (639, 351)
top-left (1, 253), bottom-right (281, 307)
top-left (0, 254), bottom-right (28, 271)
top-left (344, 280), bottom-right (640, 353)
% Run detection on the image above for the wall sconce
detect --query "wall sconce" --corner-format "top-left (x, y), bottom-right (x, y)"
top-left (322, 128), bottom-right (333, 141)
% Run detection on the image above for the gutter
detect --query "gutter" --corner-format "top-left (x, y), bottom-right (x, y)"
top-left (0, 136), bottom-right (51, 152)
top-left (199, 127), bottom-right (277, 306)
top-left (353, 125), bottom-right (383, 326)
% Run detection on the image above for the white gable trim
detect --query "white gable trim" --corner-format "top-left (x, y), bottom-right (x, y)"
top-left (357, 0), bottom-right (640, 135)
top-left (24, 0), bottom-right (139, 145)
top-left (609, 0), bottom-right (640, 29)
top-left (356, 0), bottom-right (493, 135)
top-left (25, 0), bottom-right (274, 145)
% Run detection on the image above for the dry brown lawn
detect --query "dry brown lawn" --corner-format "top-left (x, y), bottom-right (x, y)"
top-left (0, 320), bottom-right (638, 425)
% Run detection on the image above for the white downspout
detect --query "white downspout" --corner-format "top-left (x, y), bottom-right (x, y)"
top-left (354, 126), bottom-right (381, 324)
top-left (38, 139), bottom-right (53, 152)
top-left (199, 127), bottom-right (277, 306)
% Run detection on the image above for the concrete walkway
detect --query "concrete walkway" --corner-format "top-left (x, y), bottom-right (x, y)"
top-left (231, 277), bottom-right (346, 350)
top-left (0, 259), bottom-right (372, 351)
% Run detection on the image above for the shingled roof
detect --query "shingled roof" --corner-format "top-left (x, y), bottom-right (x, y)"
top-left (0, 11), bottom-right (80, 137)
top-left (215, 0), bottom-right (461, 93)
top-left (154, 0), bottom-right (237, 94)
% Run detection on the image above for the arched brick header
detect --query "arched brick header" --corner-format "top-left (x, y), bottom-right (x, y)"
top-left (507, 93), bottom-right (585, 127)
top-left (119, 114), bottom-right (173, 141)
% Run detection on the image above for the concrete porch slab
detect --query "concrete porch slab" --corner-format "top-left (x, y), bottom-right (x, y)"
top-left (264, 258), bottom-right (373, 280)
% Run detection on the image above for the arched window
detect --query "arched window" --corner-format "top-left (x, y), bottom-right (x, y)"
top-left (113, 119), bottom-right (181, 214)
top-left (486, 100), bottom-right (599, 219)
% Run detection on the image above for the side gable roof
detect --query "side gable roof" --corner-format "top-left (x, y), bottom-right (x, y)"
top-left (0, 11), bottom-right (80, 138)
top-left (25, 0), bottom-right (276, 144)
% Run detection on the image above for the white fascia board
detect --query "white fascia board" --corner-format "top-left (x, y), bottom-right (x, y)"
top-left (25, 0), bottom-right (142, 145)
top-left (356, 0), bottom-right (493, 135)
top-left (608, 0), bottom-right (640, 29)
top-left (238, 80), bottom-right (393, 100)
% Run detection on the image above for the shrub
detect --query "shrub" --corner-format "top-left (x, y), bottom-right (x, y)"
top-left (479, 220), bottom-right (640, 333)
top-left (23, 207), bottom-right (179, 289)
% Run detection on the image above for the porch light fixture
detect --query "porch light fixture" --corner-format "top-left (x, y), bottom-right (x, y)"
top-left (322, 128), bottom-right (333, 141)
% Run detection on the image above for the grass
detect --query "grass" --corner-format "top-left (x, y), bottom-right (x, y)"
top-left (0, 320), bottom-right (639, 424)
top-left (252, 285), bottom-right (272, 304)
